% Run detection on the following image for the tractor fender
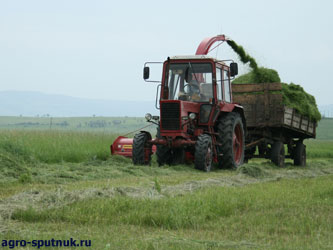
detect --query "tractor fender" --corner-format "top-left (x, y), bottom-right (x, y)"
top-left (232, 105), bottom-right (247, 134)
top-left (139, 131), bottom-right (152, 141)
top-left (218, 105), bottom-right (247, 136)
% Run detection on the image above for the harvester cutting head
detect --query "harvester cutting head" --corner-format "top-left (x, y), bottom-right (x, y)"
top-left (110, 136), bottom-right (134, 158)
top-left (111, 136), bottom-right (156, 157)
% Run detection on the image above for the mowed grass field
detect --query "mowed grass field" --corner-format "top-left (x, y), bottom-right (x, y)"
top-left (0, 118), bottom-right (332, 249)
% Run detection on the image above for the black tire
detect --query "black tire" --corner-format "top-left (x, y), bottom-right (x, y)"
top-left (294, 142), bottom-right (306, 166)
top-left (194, 134), bottom-right (213, 172)
top-left (271, 141), bottom-right (285, 167)
top-left (156, 128), bottom-right (172, 166)
top-left (132, 132), bottom-right (151, 165)
top-left (217, 112), bottom-right (245, 169)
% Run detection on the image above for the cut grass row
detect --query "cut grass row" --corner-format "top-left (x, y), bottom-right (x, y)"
top-left (5, 175), bottom-right (333, 249)
top-left (0, 129), bottom-right (332, 187)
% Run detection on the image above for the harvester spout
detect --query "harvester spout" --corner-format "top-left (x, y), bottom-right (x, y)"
top-left (195, 34), bottom-right (229, 55)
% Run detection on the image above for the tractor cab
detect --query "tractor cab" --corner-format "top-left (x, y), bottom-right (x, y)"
top-left (144, 56), bottom-right (239, 138)
top-left (161, 55), bottom-right (238, 103)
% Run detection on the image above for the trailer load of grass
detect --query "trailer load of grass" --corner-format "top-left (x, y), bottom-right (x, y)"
top-left (227, 40), bottom-right (321, 122)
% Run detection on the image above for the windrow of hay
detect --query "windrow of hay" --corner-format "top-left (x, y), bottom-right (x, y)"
top-left (227, 40), bottom-right (321, 121)
top-left (0, 139), bottom-right (32, 182)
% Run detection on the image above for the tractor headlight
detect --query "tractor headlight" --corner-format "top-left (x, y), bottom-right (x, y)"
top-left (145, 113), bottom-right (152, 121)
top-left (189, 113), bottom-right (196, 120)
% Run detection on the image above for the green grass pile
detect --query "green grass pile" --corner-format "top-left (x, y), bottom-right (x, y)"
top-left (0, 141), bottom-right (32, 183)
top-left (282, 83), bottom-right (321, 121)
top-left (232, 67), bottom-right (281, 84)
top-left (237, 164), bottom-right (270, 178)
top-left (228, 40), bottom-right (321, 121)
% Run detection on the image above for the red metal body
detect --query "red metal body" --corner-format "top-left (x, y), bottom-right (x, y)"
top-left (111, 136), bottom-right (156, 157)
top-left (110, 136), bottom-right (134, 158)
top-left (195, 35), bottom-right (228, 55)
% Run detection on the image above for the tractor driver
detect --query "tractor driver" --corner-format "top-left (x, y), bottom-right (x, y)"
top-left (183, 73), bottom-right (201, 101)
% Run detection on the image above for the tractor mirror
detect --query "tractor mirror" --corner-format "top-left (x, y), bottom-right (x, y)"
top-left (230, 62), bottom-right (238, 77)
top-left (143, 67), bottom-right (150, 80)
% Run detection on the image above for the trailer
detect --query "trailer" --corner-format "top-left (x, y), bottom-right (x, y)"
top-left (232, 82), bottom-right (316, 167)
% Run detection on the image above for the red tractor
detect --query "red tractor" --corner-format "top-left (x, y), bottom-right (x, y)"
top-left (132, 35), bottom-right (246, 171)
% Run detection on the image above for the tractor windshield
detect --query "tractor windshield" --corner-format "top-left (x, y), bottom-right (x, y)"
top-left (166, 63), bottom-right (213, 102)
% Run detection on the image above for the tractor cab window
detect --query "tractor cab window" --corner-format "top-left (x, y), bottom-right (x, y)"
top-left (223, 70), bottom-right (231, 102)
top-left (216, 67), bottom-right (222, 101)
top-left (166, 63), bottom-right (213, 102)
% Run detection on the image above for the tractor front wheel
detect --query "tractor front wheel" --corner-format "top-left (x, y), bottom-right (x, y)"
top-left (194, 134), bottom-right (213, 172)
top-left (132, 132), bottom-right (152, 165)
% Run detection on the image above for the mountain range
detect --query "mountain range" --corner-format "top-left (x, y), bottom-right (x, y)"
top-left (0, 91), bottom-right (157, 117)
top-left (0, 90), bottom-right (332, 118)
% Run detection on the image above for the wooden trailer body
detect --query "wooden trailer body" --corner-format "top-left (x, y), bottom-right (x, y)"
top-left (232, 82), bottom-right (316, 166)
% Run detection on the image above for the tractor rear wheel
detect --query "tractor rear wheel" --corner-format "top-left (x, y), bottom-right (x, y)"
top-left (217, 112), bottom-right (245, 169)
top-left (132, 132), bottom-right (152, 165)
top-left (194, 134), bottom-right (213, 172)
top-left (294, 142), bottom-right (306, 166)
top-left (271, 141), bottom-right (285, 167)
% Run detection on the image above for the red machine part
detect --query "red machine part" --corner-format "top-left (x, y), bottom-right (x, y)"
top-left (110, 136), bottom-right (134, 158)
top-left (111, 136), bottom-right (156, 157)
top-left (195, 34), bottom-right (229, 55)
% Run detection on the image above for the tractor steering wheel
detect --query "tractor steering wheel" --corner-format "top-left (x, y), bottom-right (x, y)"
top-left (184, 83), bottom-right (200, 95)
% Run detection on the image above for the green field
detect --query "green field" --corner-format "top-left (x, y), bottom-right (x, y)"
top-left (0, 117), bottom-right (332, 249)
top-left (0, 116), bottom-right (157, 134)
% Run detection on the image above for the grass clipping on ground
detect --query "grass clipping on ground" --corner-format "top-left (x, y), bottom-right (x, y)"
top-left (227, 40), bottom-right (321, 121)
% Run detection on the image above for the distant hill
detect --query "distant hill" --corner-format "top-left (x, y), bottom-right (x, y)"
top-left (1, 90), bottom-right (332, 118)
top-left (0, 91), bottom-right (157, 117)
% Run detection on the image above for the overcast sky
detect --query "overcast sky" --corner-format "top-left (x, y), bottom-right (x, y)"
top-left (0, 0), bottom-right (332, 105)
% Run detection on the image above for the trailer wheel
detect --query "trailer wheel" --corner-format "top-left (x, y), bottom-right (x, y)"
top-left (294, 142), bottom-right (306, 166)
top-left (271, 141), bottom-right (285, 167)
top-left (195, 134), bottom-right (213, 172)
top-left (132, 132), bottom-right (152, 165)
top-left (217, 112), bottom-right (245, 169)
